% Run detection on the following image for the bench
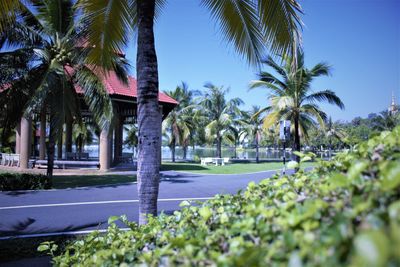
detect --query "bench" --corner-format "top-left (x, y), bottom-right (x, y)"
top-left (1, 153), bottom-right (20, 167)
top-left (201, 157), bottom-right (213, 165)
top-left (33, 160), bottom-right (100, 169)
top-left (200, 157), bottom-right (230, 166)
top-left (118, 153), bottom-right (134, 163)
top-left (66, 152), bottom-right (90, 160)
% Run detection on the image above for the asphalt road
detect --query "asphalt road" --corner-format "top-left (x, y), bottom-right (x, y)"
top-left (0, 169), bottom-right (286, 238)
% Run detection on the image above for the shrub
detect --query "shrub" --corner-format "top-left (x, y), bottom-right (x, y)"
top-left (193, 155), bottom-right (201, 163)
top-left (0, 172), bottom-right (51, 191)
top-left (51, 127), bottom-right (400, 266)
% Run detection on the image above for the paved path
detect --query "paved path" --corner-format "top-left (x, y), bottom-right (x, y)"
top-left (0, 170), bottom-right (287, 239)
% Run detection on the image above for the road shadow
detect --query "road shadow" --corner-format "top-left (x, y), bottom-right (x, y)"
top-left (0, 220), bottom-right (107, 237)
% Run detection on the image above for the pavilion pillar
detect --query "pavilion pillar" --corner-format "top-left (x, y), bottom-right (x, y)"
top-left (100, 127), bottom-right (111, 171)
top-left (65, 118), bottom-right (73, 153)
top-left (39, 111), bottom-right (46, 160)
top-left (20, 116), bottom-right (32, 169)
top-left (114, 117), bottom-right (123, 164)
top-left (15, 121), bottom-right (21, 154)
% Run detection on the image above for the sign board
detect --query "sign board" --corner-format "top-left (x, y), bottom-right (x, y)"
top-left (279, 120), bottom-right (291, 141)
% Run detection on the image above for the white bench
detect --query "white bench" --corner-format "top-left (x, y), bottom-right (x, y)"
top-left (33, 160), bottom-right (99, 169)
top-left (1, 153), bottom-right (20, 167)
top-left (200, 157), bottom-right (213, 165)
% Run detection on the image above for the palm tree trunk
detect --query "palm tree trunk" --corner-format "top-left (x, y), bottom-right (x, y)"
top-left (216, 131), bottom-right (221, 158)
top-left (46, 108), bottom-right (55, 185)
top-left (183, 145), bottom-right (187, 160)
top-left (57, 132), bottom-right (63, 159)
top-left (171, 138), bottom-right (176, 163)
top-left (234, 139), bottom-right (237, 159)
top-left (294, 116), bottom-right (301, 163)
top-left (255, 135), bottom-right (259, 163)
top-left (136, 0), bottom-right (160, 225)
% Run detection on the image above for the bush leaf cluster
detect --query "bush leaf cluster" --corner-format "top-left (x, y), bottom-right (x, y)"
top-left (0, 172), bottom-right (51, 191)
top-left (52, 127), bottom-right (400, 266)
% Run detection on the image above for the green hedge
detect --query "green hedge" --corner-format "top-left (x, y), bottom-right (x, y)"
top-left (0, 172), bottom-right (51, 191)
top-left (50, 127), bottom-right (400, 266)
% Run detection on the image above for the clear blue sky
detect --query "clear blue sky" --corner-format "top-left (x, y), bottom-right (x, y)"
top-left (125, 0), bottom-right (400, 121)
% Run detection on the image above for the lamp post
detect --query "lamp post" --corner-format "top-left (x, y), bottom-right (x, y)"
top-left (279, 120), bottom-right (291, 175)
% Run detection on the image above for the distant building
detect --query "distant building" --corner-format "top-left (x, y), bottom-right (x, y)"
top-left (388, 91), bottom-right (398, 116)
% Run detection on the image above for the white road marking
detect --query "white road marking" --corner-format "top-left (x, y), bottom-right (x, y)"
top-left (0, 197), bottom-right (211, 210)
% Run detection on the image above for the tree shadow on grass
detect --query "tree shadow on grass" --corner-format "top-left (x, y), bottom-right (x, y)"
top-left (161, 163), bottom-right (208, 172)
top-left (52, 175), bottom-right (137, 189)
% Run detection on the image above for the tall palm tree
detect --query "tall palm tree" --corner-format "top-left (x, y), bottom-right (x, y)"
top-left (372, 111), bottom-right (399, 131)
top-left (1, 0), bottom-right (304, 224)
top-left (0, 1), bottom-right (128, 179)
top-left (240, 106), bottom-right (265, 163)
top-left (250, 51), bottom-right (345, 162)
top-left (124, 124), bottom-right (138, 157)
top-left (200, 83), bottom-right (243, 158)
top-left (163, 82), bottom-right (195, 162)
top-left (326, 117), bottom-right (346, 159)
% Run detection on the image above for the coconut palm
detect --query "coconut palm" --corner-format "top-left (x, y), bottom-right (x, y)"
top-left (199, 83), bottom-right (243, 158)
top-left (372, 111), bottom-right (399, 131)
top-left (250, 51), bottom-right (345, 162)
top-left (227, 115), bottom-right (247, 159)
top-left (0, 0), bottom-right (303, 224)
top-left (0, 1), bottom-right (128, 179)
top-left (163, 82), bottom-right (196, 162)
top-left (240, 106), bottom-right (266, 163)
top-left (326, 117), bottom-right (346, 159)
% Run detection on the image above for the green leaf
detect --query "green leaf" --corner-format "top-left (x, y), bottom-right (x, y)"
top-left (328, 173), bottom-right (349, 188)
top-left (220, 213), bottom-right (229, 224)
top-left (381, 162), bottom-right (400, 191)
top-left (347, 161), bottom-right (368, 180)
top-left (199, 206), bottom-right (212, 221)
top-left (108, 216), bottom-right (120, 225)
top-left (179, 200), bottom-right (191, 207)
top-left (37, 244), bottom-right (49, 252)
top-left (287, 161), bottom-right (299, 169)
top-left (353, 230), bottom-right (389, 267)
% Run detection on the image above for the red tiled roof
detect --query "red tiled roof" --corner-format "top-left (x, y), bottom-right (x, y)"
top-left (64, 66), bottom-right (177, 105)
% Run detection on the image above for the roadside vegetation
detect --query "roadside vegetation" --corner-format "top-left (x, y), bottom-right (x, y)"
top-left (161, 162), bottom-right (315, 175)
top-left (0, 172), bottom-right (136, 190)
top-left (49, 126), bottom-right (400, 266)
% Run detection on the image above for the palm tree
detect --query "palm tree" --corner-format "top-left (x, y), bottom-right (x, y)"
top-left (200, 83), bottom-right (243, 158)
top-left (0, 1), bottom-right (128, 179)
top-left (163, 82), bottom-right (195, 162)
top-left (227, 115), bottom-right (246, 159)
top-left (240, 106), bottom-right (265, 163)
top-left (372, 111), bottom-right (399, 131)
top-left (124, 124), bottom-right (138, 157)
top-left (73, 123), bottom-right (95, 154)
top-left (250, 51), bottom-right (345, 162)
top-left (326, 117), bottom-right (346, 159)
top-left (0, 0), bottom-right (304, 224)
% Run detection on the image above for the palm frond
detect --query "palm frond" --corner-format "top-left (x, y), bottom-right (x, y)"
top-left (257, 0), bottom-right (302, 57)
top-left (304, 90), bottom-right (345, 109)
top-left (308, 62), bottom-right (331, 77)
top-left (201, 0), bottom-right (264, 65)
top-left (77, 0), bottom-right (132, 70)
top-left (74, 65), bottom-right (114, 130)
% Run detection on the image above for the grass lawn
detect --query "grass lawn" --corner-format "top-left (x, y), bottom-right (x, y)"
top-left (52, 174), bottom-right (137, 189)
top-left (161, 161), bottom-right (315, 174)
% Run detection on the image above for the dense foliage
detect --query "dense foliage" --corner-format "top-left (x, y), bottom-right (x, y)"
top-left (0, 172), bottom-right (50, 191)
top-left (50, 126), bottom-right (400, 266)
